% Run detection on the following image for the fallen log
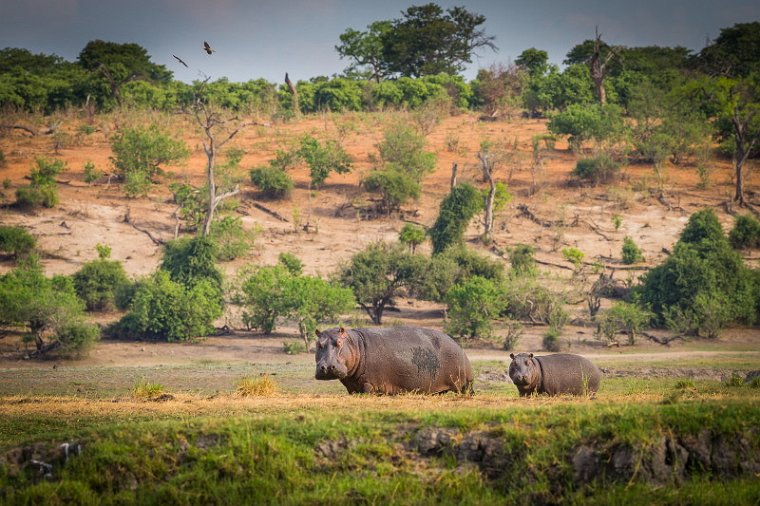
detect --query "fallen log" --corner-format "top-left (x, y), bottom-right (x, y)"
top-left (252, 202), bottom-right (289, 222)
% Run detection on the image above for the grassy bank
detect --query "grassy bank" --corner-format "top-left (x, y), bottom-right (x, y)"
top-left (1, 388), bottom-right (759, 505)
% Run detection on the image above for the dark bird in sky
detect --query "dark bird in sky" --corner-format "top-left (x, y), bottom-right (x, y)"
top-left (172, 54), bottom-right (188, 68)
top-left (203, 41), bottom-right (215, 55)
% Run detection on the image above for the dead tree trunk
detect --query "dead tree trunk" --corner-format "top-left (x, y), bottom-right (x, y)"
top-left (589, 28), bottom-right (616, 106)
top-left (285, 72), bottom-right (299, 117)
top-left (477, 151), bottom-right (496, 243)
top-left (450, 162), bottom-right (458, 189)
top-left (732, 112), bottom-right (756, 206)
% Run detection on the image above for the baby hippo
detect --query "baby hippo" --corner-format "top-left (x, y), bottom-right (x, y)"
top-left (508, 352), bottom-right (601, 396)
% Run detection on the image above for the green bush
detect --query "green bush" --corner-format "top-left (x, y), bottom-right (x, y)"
top-left (429, 183), bottom-right (482, 254)
top-left (399, 223), bottom-right (426, 253)
top-left (573, 154), bottom-right (621, 185)
top-left (445, 276), bottom-right (502, 339)
top-left (337, 241), bottom-right (426, 324)
top-left (596, 302), bottom-right (653, 345)
top-left (542, 328), bottom-right (561, 352)
top-left (15, 157), bottom-right (64, 208)
top-left (209, 216), bottom-right (259, 261)
top-left (639, 209), bottom-right (756, 336)
top-left (729, 214), bottom-right (760, 249)
top-left (161, 236), bottom-right (223, 293)
top-left (548, 103), bottom-right (625, 151)
top-left (278, 252), bottom-right (303, 275)
top-left (502, 276), bottom-right (567, 329)
top-left (109, 124), bottom-right (188, 197)
top-left (250, 166), bottom-right (293, 198)
top-left (0, 258), bottom-right (98, 357)
top-left (509, 245), bottom-right (537, 277)
top-left (114, 271), bottom-right (222, 341)
top-left (237, 265), bottom-right (292, 334)
top-left (73, 255), bottom-right (130, 311)
top-left (622, 236), bottom-right (644, 264)
top-left (0, 226), bottom-right (36, 259)
top-left (376, 123), bottom-right (436, 179)
top-left (362, 167), bottom-right (421, 213)
top-left (83, 161), bottom-right (102, 183)
top-left (297, 135), bottom-right (352, 188)
top-left (419, 246), bottom-right (504, 302)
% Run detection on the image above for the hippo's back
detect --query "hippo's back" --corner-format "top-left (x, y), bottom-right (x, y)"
top-left (357, 326), bottom-right (472, 394)
top-left (535, 353), bottom-right (601, 395)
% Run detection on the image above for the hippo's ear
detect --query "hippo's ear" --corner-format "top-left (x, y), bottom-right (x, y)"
top-left (509, 353), bottom-right (515, 360)
top-left (529, 353), bottom-right (534, 358)
top-left (339, 326), bottom-right (346, 335)
top-left (315, 329), bottom-right (322, 338)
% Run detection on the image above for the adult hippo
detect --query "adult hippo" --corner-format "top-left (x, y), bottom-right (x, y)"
top-left (315, 326), bottom-right (473, 395)
top-left (508, 352), bottom-right (602, 397)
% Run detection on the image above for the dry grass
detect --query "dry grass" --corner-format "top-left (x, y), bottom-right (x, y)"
top-left (235, 374), bottom-right (277, 397)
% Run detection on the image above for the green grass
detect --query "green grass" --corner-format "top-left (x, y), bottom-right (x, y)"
top-left (1, 397), bottom-right (759, 504)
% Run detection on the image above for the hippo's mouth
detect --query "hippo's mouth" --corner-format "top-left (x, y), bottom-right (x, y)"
top-left (315, 369), bottom-right (347, 380)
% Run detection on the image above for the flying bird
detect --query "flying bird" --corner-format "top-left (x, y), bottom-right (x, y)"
top-left (172, 54), bottom-right (188, 68)
top-left (203, 41), bottom-right (215, 55)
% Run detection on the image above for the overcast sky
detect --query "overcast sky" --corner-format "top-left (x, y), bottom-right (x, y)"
top-left (2, 0), bottom-right (759, 83)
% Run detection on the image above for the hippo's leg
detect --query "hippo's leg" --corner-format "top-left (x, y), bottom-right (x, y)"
top-left (361, 383), bottom-right (374, 394)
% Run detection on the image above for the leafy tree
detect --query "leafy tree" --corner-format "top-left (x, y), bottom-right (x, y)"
top-left (73, 247), bottom-right (129, 311)
top-left (285, 276), bottom-right (354, 349)
top-left (114, 271), bottom-right (222, 342)
top-left (418, 245), bottom-right (504, 302)
top-left (515, 48), bottom-right (549, 77)
top-left (429, 183), bottom-right (482, 254)
top-left (209, 216), bottom-right (259, 261)
top-left (638, 209), bottom-right (756, 336)
top-left (77, 40), bottom-right (171, 107)
top-left (0, 257), bottom-right (98, 357)
top-left (548, 103), bottom-right (625, 151)
top-left (399, 223), bottom-right (426, 253)
top-left (0, 226), bottom-right (36, 259)
top-left (363, 167), bottom-right (421, 214)
top-left (573, 154), bottom-right (621, 186)
top-left (445, 276), bottom-right (502, 339)
top-left (470, 63), bottom-right (525, 118)
top-left (695, 22), bottom-right (760, 77)
top-left (237, 265), bottom-right (293, 334)
top-left (377, 123), bottom-right (437, 178)
top-left (110, 124), bottom-right (188, 197)
top-left (596, 302), bottom-right (652, 345)
top-left (337, 242), bottom-right (426, 324)
top-left (336, 21), bottom-right (393, 82)
top-left (297, 135), bottom-right (352, 187)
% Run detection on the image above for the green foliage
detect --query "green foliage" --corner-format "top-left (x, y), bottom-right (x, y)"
top-left (695, 21), bottom-right (760, 77)
top-left (82, 161), bottom-right (102, 183)
top-left (249, 166), bottom-right (293, 198)
top-left (0, 257), bottom-right (98, 357)
top-left (236, 265), bottom-right (352, 344)
top-left (398, 223), bottom-right (426, 253)
top-left (502, 276), bottom-right (567, 329)
top-left (0, 226), bottom-right (36, 259)
top-left (209, 216), bottom-right (259, 262)
top-left (639, 209), bottom-right (756, 336)
top-left (109, 124), bottom-right (188, 197)
top-left (508, 245), bottom-right (537, 277)
top-left (429, 183), bottom-right (482, 254)
top-left (296, 135), bottom-right (352, 187)
top-left (114, 271), bottom-right (222, 342)
top-left (612, 214), bottom-right (623, 231)
top-left (573, 154), bottom-right (621, 185)
top-left (362, 167), bottom-right (421, 213)
top-left (338, 4), bottom-right (495, 78)
top-left (15, 157), bottom-right (64, 209)
top-left (337, 241), bottom-right (426, 324)
top-left (562, 247), bottom-right (585, 268)
top-left (445, 276), bottom-right (502, 339)
top-left (597, 302), bottom-right (653, 345)
top-left (0, 149), bottom-right (5, 168)
top-left (73, 253), bottom-right (129, 311)
top-left (160, 236), bottom-right (223, 293)
top-left (548, 103), bottom-right (625, 151)
top-left (376, 123), bottom-right (436, 179)
top-left (542, 328), bottom-right (561, 352)
top-left (622, 236), bottom-right (644, 264)
top-left (419, 246), bottom-right (504, 302)
top-left (170, 182), bottom-right (206, 229)
top-left (729, 214), bottom-right (760, 249)
top-left (278, 252), bottom-right (303, 276)
top-left (282, 340), bottom-right (307, 355)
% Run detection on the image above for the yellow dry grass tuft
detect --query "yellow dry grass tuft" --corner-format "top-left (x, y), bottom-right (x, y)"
top-left (236, 374), bottom-right (277, 397)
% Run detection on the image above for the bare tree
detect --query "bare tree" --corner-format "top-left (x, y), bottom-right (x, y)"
top-left (589, 28), bottom-right (618, 105)
top-left (191, 98), bottom-right (251, 236)
top-left (476, 146), bottom-right (498, 243)
top-left (285, 72), bottom-right (299, 116)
